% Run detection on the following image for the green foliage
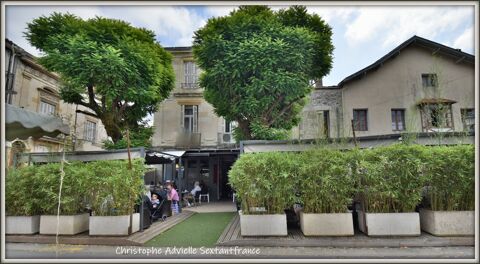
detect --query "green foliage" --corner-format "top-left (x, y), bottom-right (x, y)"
top-left (193, 5), bottom-right (333, 140)
top-left (5, 166), bottom-right (42, 216)
top-left (298, 148), bottom-right (355, 213)
top-left (25, 13), bottom-right (175, 142)
top-left (103, 126), bottom-right (154, 150)
top-left (356, 144), bottom-right (427, 213)
top-left (228, 152), bottom-right (298, 214)
top-left (423, 145), bottom-right (475, 211)
top-left (35, 162), bottom-right (90, 215)
top-left (229, 144), bottom-right (474, 215)
top-left (86, 159), bottom-right (146, 216)
top-left (6, 159), bottom-right (145, 216)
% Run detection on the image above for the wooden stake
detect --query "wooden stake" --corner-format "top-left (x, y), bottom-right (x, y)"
top-left (351, 119), bottom-right (358, 147)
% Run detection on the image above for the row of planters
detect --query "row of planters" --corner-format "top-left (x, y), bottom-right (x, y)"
top-left (5, 159), bottom-right (145, 236)
top-left (229, 144), bottom-right (475, 237)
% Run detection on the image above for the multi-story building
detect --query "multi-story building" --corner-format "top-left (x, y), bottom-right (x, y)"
top-left (5, 39), bottom-right (109, 166)
top-left (151, 35), bottom-right (475, 198)
top-left (151, 47), bottom-right (239, 201)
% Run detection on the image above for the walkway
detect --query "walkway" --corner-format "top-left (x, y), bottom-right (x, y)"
top-left (6, 210), bottom-right (195, 246)
top-left (183, 201), bottom-right (237, 213)
top-left (217, 214), bottom-right (475, 248)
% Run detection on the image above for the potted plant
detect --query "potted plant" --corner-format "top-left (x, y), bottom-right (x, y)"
top-left (297, 148), bottom-right (355, 236)
top-left (88, 159), bottom-right (145, 236)
top-left (356, 144), bottom-right (425, 236)
top-left (419, 145), bottom-right (474, 236)
top-left (38, 162), bottom-right (90, 235)
top-left (5, 165), bottom-right (42, 234)
top-left (229, 152), bottom-right (296, 236)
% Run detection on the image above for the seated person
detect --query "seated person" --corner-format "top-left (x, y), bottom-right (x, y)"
top-left (183, 181), bottom-right (202, 207)
top-left (151, 193), bottom-right (160, 209)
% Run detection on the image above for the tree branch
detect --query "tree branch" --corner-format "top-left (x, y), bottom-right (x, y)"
top-left (267, 99), bottom-right (298, 126)
top-left (87, 84), bottom-right (99, 111)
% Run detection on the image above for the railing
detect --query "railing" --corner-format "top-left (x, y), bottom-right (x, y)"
top-left (175, 131), bottom-right (201, 148)
top-left (181, 82), bottom-right (199, 89)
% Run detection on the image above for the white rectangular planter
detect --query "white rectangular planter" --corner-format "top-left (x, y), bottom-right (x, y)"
top-left (357, 211), bottom-right (420, 236)
top-left (420, 209), bottom-right (474, 236)
top-left (132, 213), bottom-right (140, 233)
top-left (40, 213), bottom-right (89, 235)
top-left (89, 214), bottom-right (139, 236)
top-left (6, 215), bottom-right (40, 235)
top-left (239, 211), bottom-right (287, 236)
top-left (300, 212), bottom-right (354, 236)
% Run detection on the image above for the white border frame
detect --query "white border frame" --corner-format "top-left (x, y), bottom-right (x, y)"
top-left (1, 1), bottom-right (478, 263)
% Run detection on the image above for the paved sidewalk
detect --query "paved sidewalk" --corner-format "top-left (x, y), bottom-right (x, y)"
top-left (5, 243), bottom-right (475, 259)
top-left (217, 214), bottom-right (475, 248)
top-left (183, 201), bottom-right (237, 213)
top-left (5, 211), bottom-right (195, 246)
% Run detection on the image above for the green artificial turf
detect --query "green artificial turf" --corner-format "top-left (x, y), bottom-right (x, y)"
top-left (145, 212), bottom-right (235, 247)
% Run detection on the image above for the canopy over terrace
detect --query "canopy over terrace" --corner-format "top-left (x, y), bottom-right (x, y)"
top-left (6, 104), bottom-right (70, 141)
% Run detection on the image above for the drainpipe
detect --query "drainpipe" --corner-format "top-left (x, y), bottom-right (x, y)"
top-left (6, 42), bottom-right (18, 104)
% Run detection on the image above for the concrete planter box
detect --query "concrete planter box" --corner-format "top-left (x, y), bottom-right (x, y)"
top-left (299, 212), bottom-right (354, 236)
top-left (40, 213), bottom-right (89, 235)
top-left (239, 210), bottom-right (287, 236)
top-left (132, 213), bottom-right (140, 233)
top-left (357, 211), bottom-right (420, 236)
top-left (420, 209), bottom-right (474, 236)
top-left (89, 214), bottom-right (139, 236)
top-left (6, 215), bottom-right (40, 235)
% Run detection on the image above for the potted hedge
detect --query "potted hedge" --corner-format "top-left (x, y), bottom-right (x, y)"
top-left (297, 148), bottom-right (355, 236)
top-left (38, 162), bottom-right (90, 235)
top-left (88, 159), bottom-right (145, 236)
top-left (420, 145), bottom-right (475, 236)
top-left (5, 165), bottom-right (42, 234)
top-left (356, 144), bottom-right (425, 236)
top-left (229, 152), bottom-right (296, 236)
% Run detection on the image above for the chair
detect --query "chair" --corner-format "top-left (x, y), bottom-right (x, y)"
top-left (199, 185), bottom-right (210, 204)
top-left (191, 191), bottom-right (201, 207)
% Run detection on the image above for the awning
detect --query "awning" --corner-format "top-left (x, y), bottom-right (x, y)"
top-left (145, 150), bottom-right (186, 164)
top-left (5, 104), bottom-right (70, 141)
top-left (416, 98), bottom-right (457, 105)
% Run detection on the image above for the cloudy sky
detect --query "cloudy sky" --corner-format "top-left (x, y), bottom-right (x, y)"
top-left (5, 3), bottom-right (475, 86)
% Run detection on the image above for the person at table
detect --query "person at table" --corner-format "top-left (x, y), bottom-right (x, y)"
top-left (183, 181), bottom-right (202, 207)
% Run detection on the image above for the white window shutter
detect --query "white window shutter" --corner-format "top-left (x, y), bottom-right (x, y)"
top-left (180, 105), bottom-right (185, 130)
top-left (193, 105), bottom-right (198, 132)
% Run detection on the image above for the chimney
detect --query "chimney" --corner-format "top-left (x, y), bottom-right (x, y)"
top-left (315, 78), bottom-right (323, 88)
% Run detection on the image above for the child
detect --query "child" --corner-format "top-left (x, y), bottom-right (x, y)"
top-left (166, 182), bottom-right (180, 214)
top-left (151, 193), bottom-right (160, 209)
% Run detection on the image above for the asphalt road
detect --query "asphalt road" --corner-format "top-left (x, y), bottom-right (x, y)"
top-left (4, 243), bottom-right (476, 260)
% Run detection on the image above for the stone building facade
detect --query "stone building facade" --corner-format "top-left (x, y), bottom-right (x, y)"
top-left (5, 39), bottom-right (109, 166)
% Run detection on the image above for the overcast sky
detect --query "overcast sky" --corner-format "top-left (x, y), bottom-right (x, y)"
top-left (5, 4), bottom-right (475, 86)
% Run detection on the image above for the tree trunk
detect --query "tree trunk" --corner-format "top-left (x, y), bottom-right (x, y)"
top-left (100, 112), bottom-right (123, 143)
top-left (237, 120), bottom-right (252, 140)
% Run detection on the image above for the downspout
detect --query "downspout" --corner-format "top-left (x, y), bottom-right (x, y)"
top-left (6, 42), bottom-right (17, 104)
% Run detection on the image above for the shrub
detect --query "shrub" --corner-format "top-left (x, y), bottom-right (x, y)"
top-left (87, 159), bottom-right (145, 216)
top-left (297, 148), bottom-right (355, 213)
top-left (5, 165), bottom-right (42, 216)
top-left (229, 152), bottom-right (297, 214)
top-left (36, 161), bottom-right (90, 215)
top-left (422, 145), bottom-right (475, 211)
top-left (356, 144), bottom-right (427, 213)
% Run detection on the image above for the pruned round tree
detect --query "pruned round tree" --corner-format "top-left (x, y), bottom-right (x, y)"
top-left (193, 5), bottom-right (333, 140)
top-left (25, 13), bottom-right (175, 143)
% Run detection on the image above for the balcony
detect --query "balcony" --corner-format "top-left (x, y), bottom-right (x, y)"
top-left (175, 131), bottom-right (201, 148)
top-left (181, 82), bottom-right (199, 89)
